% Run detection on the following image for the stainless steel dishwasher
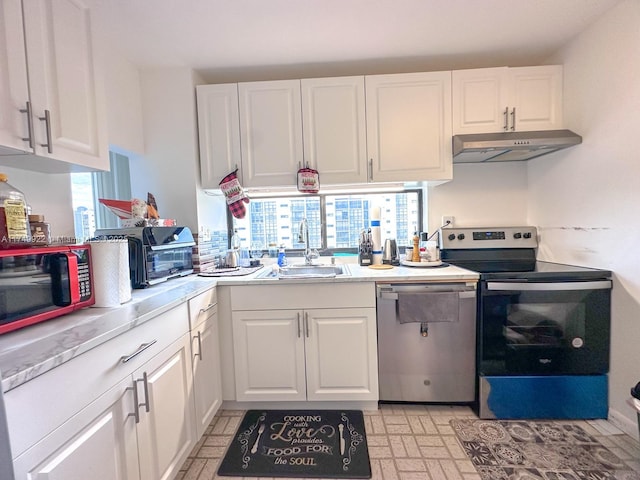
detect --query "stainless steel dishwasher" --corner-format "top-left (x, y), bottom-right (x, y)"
top-left (377, 282), bottom-right (477, 402)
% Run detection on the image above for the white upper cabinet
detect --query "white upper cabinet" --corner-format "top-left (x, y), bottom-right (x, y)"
top-left (196, 84), bottom-right (242, 188)
top-left (452, 65), bottom-right (563, 134)
top-left (365, 71), bottom-right (453, 182)
top-left (0, 0), bottom-right (108, 172)
top-left (301, 76), bottom-right (367, 184)
top-left (238, 80), bottom-right (303, 187)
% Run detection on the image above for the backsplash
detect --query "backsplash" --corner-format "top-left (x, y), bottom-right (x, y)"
top-left (192, 228), bottom-right (229, 272)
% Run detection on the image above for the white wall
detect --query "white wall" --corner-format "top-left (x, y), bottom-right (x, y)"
top-left (427, 162), bottom-right (528, 234)
top-left (530, 0), bottom-right (640, 437)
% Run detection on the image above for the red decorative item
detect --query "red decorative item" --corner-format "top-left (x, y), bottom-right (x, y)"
top-left (219, 170), bottom-right (250, 219)
top-left (297, 167), bottom-right (320, 193)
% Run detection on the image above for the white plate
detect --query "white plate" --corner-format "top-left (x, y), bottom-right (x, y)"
top-left (401, 259), bottom-right (443, 267)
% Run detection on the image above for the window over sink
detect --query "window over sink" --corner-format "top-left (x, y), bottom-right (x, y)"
top-left (229, 189), bottom-right (423, 253)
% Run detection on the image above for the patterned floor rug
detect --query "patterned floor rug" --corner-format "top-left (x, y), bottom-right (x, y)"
top-left (450, 419), bottom-right (640, 480)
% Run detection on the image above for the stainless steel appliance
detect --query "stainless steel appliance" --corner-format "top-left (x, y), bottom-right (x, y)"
top-left (94, 226), bottom-right (195, 288)
top-left (441, 226), bottom-right (612, 419)
top-left (377, 282), bottom-right (477, 402)
top-left (452, 129), bottom-right (582, 163)
top-left (0, 245), bottom-right (94, 335)
top-left (382, 239), bottom-right (399, 265)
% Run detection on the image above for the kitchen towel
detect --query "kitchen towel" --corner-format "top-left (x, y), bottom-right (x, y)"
top-left (88, 239), bottom-right (132, 308)
top-left (396, 291), bottom-right (459, 324)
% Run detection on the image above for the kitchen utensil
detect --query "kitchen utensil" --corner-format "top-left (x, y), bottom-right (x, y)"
top-left (225, 249), bottom-right (239, 268)
top-left (382, 238), bottom-right (400, 265)
top-left (338, 423), bottom-right (345, 455)
top-left (251, 423), bottom-right (265, 454)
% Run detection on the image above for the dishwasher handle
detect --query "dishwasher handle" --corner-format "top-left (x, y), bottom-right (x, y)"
top-left (378, 288), bottom-right (476, 300)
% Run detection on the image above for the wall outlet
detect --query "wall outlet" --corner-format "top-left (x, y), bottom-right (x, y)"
top-left (442, 216), bottom-right (454, 227)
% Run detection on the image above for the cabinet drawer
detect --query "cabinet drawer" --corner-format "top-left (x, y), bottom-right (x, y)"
top-left (231, 283), bottom-right (375, 310)
top-left (5, 303), bottom-right (189, 458)
top-left (188, 287), bottom-right (217, 330)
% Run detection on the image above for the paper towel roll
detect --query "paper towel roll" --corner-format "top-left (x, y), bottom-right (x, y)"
top-left (371, 206), bottom-right (382, 265)
top-left (89, 240), bottom-right (132, 308)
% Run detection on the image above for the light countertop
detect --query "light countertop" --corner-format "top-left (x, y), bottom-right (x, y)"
top-left (0, 260), bottom-right (478, 393)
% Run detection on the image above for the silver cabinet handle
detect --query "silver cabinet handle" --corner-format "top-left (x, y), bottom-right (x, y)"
top-left (19, 101), bottom-right (34, 148)
top-left (368, 159), bottom-right (373, 181)
top-left (510, 107), bottom-right (516, 131)
top-left (120, 340), bottom-right (157, 363)
top-left (138, 372), bottom-right (150, 413)
top-left (38, 109), bottom-right (53, 153)
top-left (126, 380), bottom-right (140, 424)
top-left (503, 107), bottom-right (509, 131)
top-left (199, 303), bottom-right (216, 315)
top-left (194, 331), bottom-right (203, 361)
top-left (304, 312), bottom-right (309, 338)
top-left (297, 312), bottom-right (301, 338)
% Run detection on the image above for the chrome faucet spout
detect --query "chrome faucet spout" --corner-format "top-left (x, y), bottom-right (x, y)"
top-left (299, 218), bottom-right (312, 264)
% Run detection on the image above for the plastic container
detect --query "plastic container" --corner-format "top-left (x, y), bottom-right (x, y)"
top-left (230, 228), bottom-right (241, 250)
top-left (277, 245), bottom-right (287, 267)
top-left (0, 173), bottom-right (31, 245)
top-left (29, 214), bottom-right (52, 245)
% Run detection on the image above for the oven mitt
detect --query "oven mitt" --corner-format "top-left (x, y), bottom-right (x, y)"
top-left (297, 167), bottom-right (320, 193)
top-left (219, 170), bottom-right (249, 219)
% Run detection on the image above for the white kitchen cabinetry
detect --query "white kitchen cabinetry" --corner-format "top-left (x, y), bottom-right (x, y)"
top-left (238, 80), bottom-right (303, 187)
top-left (7, 303), bottom-right (194, 480)
top-left (0, 0), bottom-right (108, 172)
top-left (231, 283), bottom-right (378, 402)
top-left (452, 65), bottom-right (563, 134)
top-left (365, 71), bottom-right (452, 182)
top-left (301, 76), bottom-right (368, 184)
top-left (188, 287), bottom-right (222, 439)
top-left (196, 84), bottom-right (242, 188)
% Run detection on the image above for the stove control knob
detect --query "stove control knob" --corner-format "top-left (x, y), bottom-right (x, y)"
top-left (513, 232), bottom-right (522, 239)
top-left (457, 233), bottom-right (465, 240)
top-left (523, 232), bottom-right (532, 239)
top-left (448, 233), bottom-right (456, 241)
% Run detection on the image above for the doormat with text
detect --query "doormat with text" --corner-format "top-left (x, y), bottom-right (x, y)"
top-left (218, 410), bottom-right (371, 478)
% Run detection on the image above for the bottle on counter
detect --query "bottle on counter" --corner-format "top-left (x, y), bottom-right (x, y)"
top-left (0, 173), bottom-right (31, 245)
top-left (277, 245), bottom-right (287, 267)
top-left (230, 228), bottom-right (241, 249)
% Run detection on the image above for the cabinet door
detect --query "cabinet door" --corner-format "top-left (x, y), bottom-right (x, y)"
top-left (191, 306), bottom-right (222, 439)
top-left (365, 71), bottom-right (452, 182)
top-left (12, 376), bottom-right (140, 480)
top-left (452, 67), bottom-right (510, 134)
top-left (301, 76), bottom-right (367, 184)
top-left (304, 307), bottom-right (378, 401)
top-left (196, 84), bottom-right (242, 189)
top-left (21, 0), bottom-right (108, 170)
top-left (238, 80), bottom-right (303, 187)
top-left (135, 334), bottom-right (195, 480)
top-left (509, 65), bottom-right (563, 131)
top-left (0, 0), bottom-right (32, 155)
top-left (232, 309), bottom-right (306, 401)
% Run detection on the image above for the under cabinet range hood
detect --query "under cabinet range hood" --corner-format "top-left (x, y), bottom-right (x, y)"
top-left (452, 129), bottom-right (582, 163)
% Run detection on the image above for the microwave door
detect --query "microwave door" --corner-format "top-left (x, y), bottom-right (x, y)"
top-left (49, 253), bottom-right (79, 307)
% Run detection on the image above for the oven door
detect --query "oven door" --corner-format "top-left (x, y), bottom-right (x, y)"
top-left (479, 279), bottom-right (611, 375)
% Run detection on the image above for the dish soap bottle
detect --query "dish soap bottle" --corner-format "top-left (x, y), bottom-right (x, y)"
top-left (230, 228), bottom-right (241, 250)
top-left (277, 245), bottom-right (287, 267)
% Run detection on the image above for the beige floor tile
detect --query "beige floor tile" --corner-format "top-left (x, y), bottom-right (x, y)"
top-left (389, 435), bottom-right (408, 457)
top-left (387, 424), bottom-right (413, 434)
top-left (395, 458), bottom-right (427, 472)
top-left (368, 434), bottom-right (391, 447)
top-left (402, 435), bottom-right (422, 457)
top-left (369, 446), bottom-right (394, 458)
top-left (399, 472), bottom-right (431, 480)
top-left (380, 458), bottom-right (400, 480)
top-left (415, 436), bottom-right (445, 447)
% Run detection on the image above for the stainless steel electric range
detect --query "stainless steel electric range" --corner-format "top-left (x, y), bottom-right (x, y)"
top-left (441, 226), bottom-right (612, 419)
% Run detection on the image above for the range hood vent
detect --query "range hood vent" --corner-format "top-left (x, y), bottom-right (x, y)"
top-left (452, 129), bottom-right (582, 163)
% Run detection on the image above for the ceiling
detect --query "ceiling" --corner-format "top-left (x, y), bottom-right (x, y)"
top-left (87, 0), bottom-right (621, 83)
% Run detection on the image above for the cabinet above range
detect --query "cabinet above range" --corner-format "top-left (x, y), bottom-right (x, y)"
top-left (197, 70), bottom-right (453, 189)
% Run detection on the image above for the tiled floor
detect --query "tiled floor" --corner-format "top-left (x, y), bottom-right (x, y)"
top-left (177, 405), bottom-right (640, 480)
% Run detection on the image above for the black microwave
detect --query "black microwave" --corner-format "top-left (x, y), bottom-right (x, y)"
top-left (94, 227), bottom-right (195, 288)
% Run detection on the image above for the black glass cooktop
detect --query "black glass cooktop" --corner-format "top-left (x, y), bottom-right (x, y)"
top-left (480, 261), bottom-right (611, 281)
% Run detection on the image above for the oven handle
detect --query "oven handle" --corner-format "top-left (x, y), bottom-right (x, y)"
top-left (486, 280), bottom-right (611, 291)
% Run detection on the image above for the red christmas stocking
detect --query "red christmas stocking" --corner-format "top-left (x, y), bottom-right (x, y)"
top-left (219, 170), bottom-right (250, 219)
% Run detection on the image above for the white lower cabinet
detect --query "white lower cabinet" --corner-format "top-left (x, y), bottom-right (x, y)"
top-left (7, 303), bottom-right (196, 480)
top-left (231, 283), bottom-right (378, 403)
top-left (188, 288), bottom-right (222, 439)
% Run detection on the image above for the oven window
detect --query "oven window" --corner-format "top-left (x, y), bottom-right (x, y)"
top-left (504, 303), bottom-right (585, 347)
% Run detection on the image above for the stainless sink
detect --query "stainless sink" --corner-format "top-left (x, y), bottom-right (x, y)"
top-left (258, 264), bottom-right (350, 279)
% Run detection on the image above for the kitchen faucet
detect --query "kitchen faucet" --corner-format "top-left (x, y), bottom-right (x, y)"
top-left (298, 218), bottom-right (316, 265)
